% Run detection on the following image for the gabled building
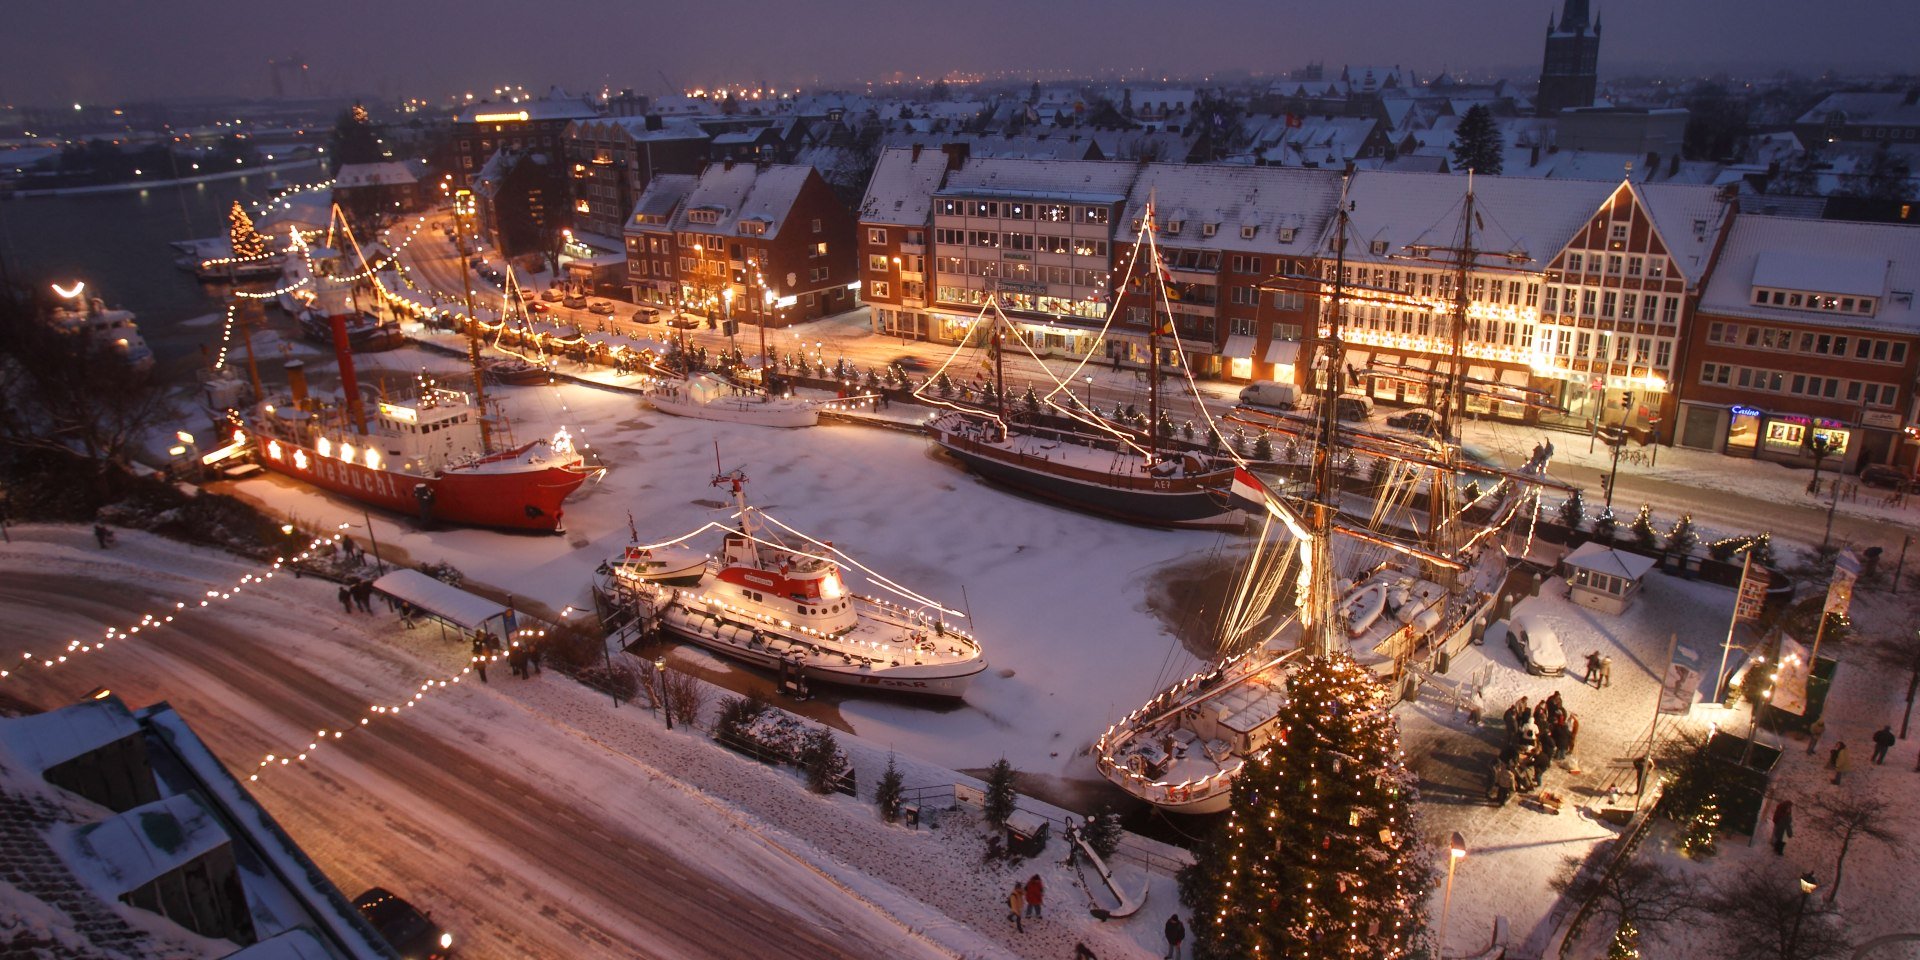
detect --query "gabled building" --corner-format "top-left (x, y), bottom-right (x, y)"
top-left (1678, 215), bottom-right (1920, 472)
top-left (470, 147), bottom-right (563, 260)
top-left (0, 697), bottom-right (392, 958)
top-left (562, 116), bottom-right (711, 242)
top-left (858, 145), bottom-right (963, 340)
top-left (332, 161), bottom-right (422, 226)
top-left (451, 90), bottom-right (599, 176)
top-left (624, 161), bottom-right (859, 325)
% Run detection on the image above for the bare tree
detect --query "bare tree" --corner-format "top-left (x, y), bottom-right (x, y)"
top-left (1871, 629), bottom-right (1920, 739)
top-left (1808, 792), bottom-right (1905, 904)
top-left (661, 669), bottom-right (707, 727)
top-left (1709, 868), bottom-right (1849, 960)
top-left (1551, 854), bottom-right (1704, 943)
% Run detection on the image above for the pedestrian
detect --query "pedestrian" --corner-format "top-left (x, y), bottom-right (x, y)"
top-left (1633, 755), bottom-right (1653, 795)
top-left (1530, 442), bottom-right (1544, 471)
top-left (1503, 701), bottom-right (1519, 744)
top-left (1807, 716), bottom-right (1826, 756)
top-left (1771, 800), bottom-right (1794, 856)
top-left (1550, 717), bottom-right (1572, 760)
top-left (1544, 438), bottom-right (1555, 462)
top-left (1547, 690), bottom-right (1566, 725)
top-left (1007, 884), bottom-right (1024, 933)
top-left (1828, 741), bottom-right (1843, 769)
top-left (1566, 714), bottom-right (1581, 754)
top-left (507, 644), bottom-right (526, 678)
top-left (471, 635), bottom-right (490, 683)
top-left (1833, 742), bottom-right (1852, 785)
top-left (351, 579), bottom-right (374, 613)
top-left (93, 524), bottom-right (113, 548)
top-left (1164, 914), bottom-right (1187, 960)
top-left (1872, 725), bottom-right (1897, 764)
top-left (1518, 713), bottom-right (1539, 747)
top-left (337, 584), bottom-right (354, 615)
top-left (1533, 743), bottom-right (1553, 785)
top-left (1599, 656), bottom-right (1612, 688)
top-left (1024, 874), bottom-right (1044, 919)
top-left (1585, 651), bottom-right (1602, 687)
top-left (398, 601), bottom-right (417, 629)
top-left (529, 636), bottom-right (544, 675)
top-left (1494, 762), bottom-right (1516, 805)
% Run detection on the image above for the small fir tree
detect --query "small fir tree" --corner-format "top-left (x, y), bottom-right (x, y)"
top-left (799, 727), bottom-right (850, 794)
top-left (1630, 504), bottom-right (1659, 551)
top-left (1750, 531), bottom-right (1777, 568)
top-left (874, 754), bottom-right (905, 823)
top-left (1021, 385), bottom-right (1042, 418)
top-left (1366, 454), bottom-right (1388, 489)
top-left (1252, 431), bottom-right (1273, 460)
top-left (1180, 420), bottom-right (1195, 442)
top-left (935, 370), bottom-right (954, 398)
top-left (1559, 488), bottom-right (1586, 531)
top-left (1592, 509), bottom-right (1618, 542)
top-left (1680, 793), bottom-right (1722, 858)
top-left (228, 201), bottom-right (267, 259)
top-left (982, 758), bottom-right (1017, 829)
top-left (1666, 514), bottom-right (1698, 559)
top-left (1083, 806), bottom-right (1124, 862)
top-left (1180, 654), bottom-right (1432, 960)
top-left (1608, 920), bottom-right (1642, 960)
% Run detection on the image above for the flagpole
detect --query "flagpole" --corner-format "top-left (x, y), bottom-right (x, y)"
top-left (1715, 551), bottom-right (1752, 703)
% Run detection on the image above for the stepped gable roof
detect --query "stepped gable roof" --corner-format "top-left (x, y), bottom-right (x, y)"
top-left (1336, 170), bottom-right (1616, 271)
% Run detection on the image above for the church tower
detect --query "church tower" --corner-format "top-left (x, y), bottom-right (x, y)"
top-left (1537, 0), bottom-right (1601, 114)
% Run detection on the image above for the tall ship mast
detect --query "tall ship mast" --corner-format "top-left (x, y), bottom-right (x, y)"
top-left (232, 206), bottom-right (600, 533)
top-left (919, 206), bottom-right (1239, 529)
top-left (1094, 171), bottom-right (1555, 814)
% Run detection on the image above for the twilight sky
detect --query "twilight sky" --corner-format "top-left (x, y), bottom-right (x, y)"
top-left (1, 0), bottom-right (1913, 107)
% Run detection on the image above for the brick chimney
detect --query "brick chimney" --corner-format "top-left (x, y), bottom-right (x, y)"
top-left (942, 142), bottom-right (970, 171)
top-left (911, 143), bottom-right (922, 161)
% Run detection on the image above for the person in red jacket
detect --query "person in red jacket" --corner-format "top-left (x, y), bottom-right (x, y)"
top-left (1024, 874), bottom-right (1044, 919)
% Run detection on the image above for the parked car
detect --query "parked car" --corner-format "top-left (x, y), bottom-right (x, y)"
top-left (587, 300), bottom-right (616, 316)
top-left (1504, 615), bottom-right (1566, 677)
top-left (541, 287), bottom-right (563, 302)
top-left (562, 295), bottom-right (587, 309)
top-left (354, 887), bottom-right (454, 959)
top-left (632, 308), bottom-right (660, 324)
top-left (1861, 464), bottom-right (1912, 490)
top-left (1385, 410), bottom-right (1436, 433)
top-left (518, 289), bottom-right (537, 302)
top-left (1237, 380), bottom-right (1298, 411)
top-left (889, 355), bottom-right (933, 374)
top-left (527, 301), bottom-right (552, 315)
top-left (667, 316), bottom-right (700, 330)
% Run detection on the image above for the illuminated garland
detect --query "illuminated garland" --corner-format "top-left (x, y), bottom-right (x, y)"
top-left (1, 533), bottom-right (341, 682)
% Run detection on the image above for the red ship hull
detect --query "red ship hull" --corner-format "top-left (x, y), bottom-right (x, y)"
top-left (254, 436), bottom-right (590, 532)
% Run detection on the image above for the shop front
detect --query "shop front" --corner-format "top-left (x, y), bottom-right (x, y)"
top-left (1698, 403), bottom-right (1868, 471)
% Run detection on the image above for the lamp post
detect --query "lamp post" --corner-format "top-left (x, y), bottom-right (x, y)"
top-left (1437, 831), bottom-right (1466, 959)
top-left (1601, 426), bottom-right (1627, 512)
top-left (1083, 375), bottom-right (1095, 409)
top-left (654, 657), bottom-right (671, 729)
top-left (1791, 871), bottom-right (1819, 958)
top-left (722, 286), bottom-right (736, 357)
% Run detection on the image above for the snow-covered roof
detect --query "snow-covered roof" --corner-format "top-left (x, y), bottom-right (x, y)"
top-left (568, 116), bottom-right (709, 143)
top-left (859, 146), bottom-right (953, 225)
top-left (1632, 181), bottom-right (1731, 281)
top-left (0, 698), bottom-right (139, 775)
top-left (628, 173), bottom-right (697, 228)
top-left (60, 792), bottom-right (229, 898)
top-left (1337, 171), bottom-right (1617, 271)
top-left (1795, 91), bottom-right (1920, 128)
top-left (1699, 214), bottom-right (1920, 334)
top-left (939, 157), bottom-right (1140, 204)
top-left (1119, 164), bottom-right (1343, 257)
top-left (333, 161), bottom-right (416, 189)
top-left (371, 569), bottom-right (508, 631)
top-left (1563, 542), bottom-right (1658, 581)
top-left (226, 930), bottom-right (342, 960)
top-left (876, 131), bottom-right (1099, 161)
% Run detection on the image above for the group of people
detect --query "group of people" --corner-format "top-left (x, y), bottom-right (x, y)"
top-left (336, 578), bottom-right (377, 615)
top-left (468, 630), bottom-right (542, 683)
top-left (1582, 651), bottom-right (1614, 688)
top-left (1005, 875), bottom-right (1044, 933)
top-left (1492, 691), bottom-right (1581, 804)
top-left (1522, 438), bottom-right (1557, 474)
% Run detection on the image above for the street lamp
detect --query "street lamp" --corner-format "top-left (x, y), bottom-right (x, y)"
top-left (1083, 375), bottom-right (1095, 409)
top-left (1791, 871), bottom-right (1819, 957)
top-left (654, 657), bottom-right (670, 729)
top-left (1437, 831), bottom-right (1466, 959)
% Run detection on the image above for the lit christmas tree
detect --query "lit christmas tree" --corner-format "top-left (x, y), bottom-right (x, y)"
top-left (1181, 653), bottom-right (1433, 959)
top-left (228, 201), bottom-right (267, 259)
top-left (1680, 793), bottom-right (1721, 858)
top-left (1608, 919), bottom-right (1641, 959)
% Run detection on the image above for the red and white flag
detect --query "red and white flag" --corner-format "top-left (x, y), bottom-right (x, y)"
top-left (1231, 467), bottom-right (1272, 513)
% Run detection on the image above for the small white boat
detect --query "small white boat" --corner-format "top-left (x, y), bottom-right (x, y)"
top-left (644, 374), bottom-right (817, 428)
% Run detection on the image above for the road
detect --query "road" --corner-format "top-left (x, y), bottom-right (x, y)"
top-left (0, 528), bottom-right (948, 960)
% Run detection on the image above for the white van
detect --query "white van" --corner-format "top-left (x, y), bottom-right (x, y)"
top-left (1237, 380), bottom-right (1298, 410)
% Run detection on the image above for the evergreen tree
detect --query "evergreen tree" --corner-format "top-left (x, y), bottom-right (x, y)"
top-left (1181, 654), bottom-right (1431, 960)
top-left (228, 201), bottom-right (267, 259)
top-left (935, 370), bottom-right (954, 398)
top-left (983, 758), bottom-right (1017, 829)
top-left (875, 754), bottom-right (905, 823)
top-left (1252, 431), bottom-right (1273, 461)
top-left (1083, 806), bottom-right (1124, 862)
top-left (327, 102), bottom-right (384, 172)
top-left (1450, 105), bottom-right (1504, 175)
top-left (1608, 919), bottom-right (1641, 960)
top-left (1592, 509), bottom-right (1618, 542)
top-left (799, 727), bottom-right (849, 794)
top-left (1751, 531), bottom-right (1777, 568)
top-left (1629, 504), bottom-right (1659, 551)
top-left (1022, 385), bottom-right (1042, 418)
top-left (1666, 514), bottom-right (1698, 560)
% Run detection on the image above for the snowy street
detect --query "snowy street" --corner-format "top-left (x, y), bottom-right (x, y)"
top-left (0, 527), bottom-right (964, 960)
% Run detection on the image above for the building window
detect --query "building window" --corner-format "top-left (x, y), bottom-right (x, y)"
top-left (812, 242), bottom-right (828, 257)
top-left (812, 218), bottom-right (823, 233)
top-left (868, 228), bottom-right (887, 245)
top-left (1607, 255), bottom-right (1623, 274)
top-left (1661, 298), bottom-right (1678, 325)
top-left (1566, 253), bottom-right (1584, 274)
top-left (1648, 259), bottom-right (1666, 278)
top-left (1610, 224), bottom-right (1629, 244)
top-left (868, 254), bottom-right (891, 272)
top-left (868, 281), bottom-right (890, 299)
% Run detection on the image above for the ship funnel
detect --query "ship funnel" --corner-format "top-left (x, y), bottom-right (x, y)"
top-left (285, 360), bottom-right (309, 407)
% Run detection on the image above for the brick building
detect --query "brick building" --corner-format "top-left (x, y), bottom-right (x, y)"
top-left (1677, 215), bottom-right (1920, 473)
top-left (470, 148), bottom-right (562, 260)
top-left (450, 93), bottom-right (599, 177)
top-left (624, 161), bottom-right (858, 326)
top-left (562, 116), bottom-right (710, 242)
top-left (859, 145), bottom-right (959, 341)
